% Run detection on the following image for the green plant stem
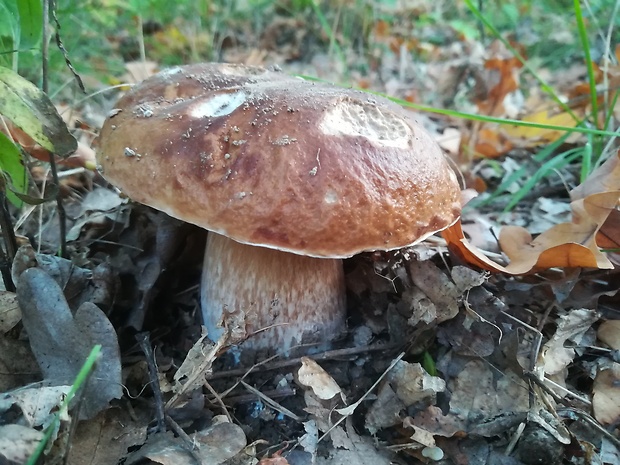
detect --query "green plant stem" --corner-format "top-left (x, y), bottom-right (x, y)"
top-left (26, 345), bottom-right (102, 465)
top-left (574, 0), bottom-right (599, 127)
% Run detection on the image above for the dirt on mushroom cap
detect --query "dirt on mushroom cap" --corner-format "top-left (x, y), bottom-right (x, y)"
top-left (97, 63), bottom-right (461, 258)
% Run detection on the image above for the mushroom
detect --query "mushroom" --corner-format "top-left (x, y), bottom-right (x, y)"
top-left (97, 63), bottom-right (461, 353)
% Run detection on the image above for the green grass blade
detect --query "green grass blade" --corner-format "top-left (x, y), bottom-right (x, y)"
top-left (580, 138), bottom-right (593, 183)
top-left (26, 345), bottom-right (103, 465)
top-left (472, 132), bottom-right (572, 208)
top-left (573, 0), bottom-right (599, 127)
top-left (503, 147), bottom-right (583, 212)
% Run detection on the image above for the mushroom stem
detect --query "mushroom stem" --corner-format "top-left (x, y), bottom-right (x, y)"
top-left (201, 233), bottom-right (346, 353)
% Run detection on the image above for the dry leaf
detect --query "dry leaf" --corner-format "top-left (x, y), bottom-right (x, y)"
top-left (0, 385), bottom-right (70, 427)
top-left (258, 450), bottom-right (291, 465)
top-left (476, 56), bottom-right (523, 116)
top-left (386, 361), bottom-right (445, 406)
top-left (503, 109), bottom-right (579, 145)
top-left (365, 383), bottom-right (405, 433)
top-left (593, 363), bottom-right (620, 425)
top-left (407, 260), bottom-right (461, 323)
top-left (444, 150), bottom-right (620, 274)
top-left (298, 357), bottom-right (345, 402)
top-left (474, 126), bottom-right (513, 158)
top-left (598, 320), bottom-right (620, 350)
top-left (0, 291), bottom-right (20, 333)
top-left (68, 407), bottom-right (149, 465)
top-left (16, 267), bottom-right (122, 420)
top-left (540, 309), bottom-right (599, 375)
top-left (193, 421), bottom-right (248, 464)
top-left (409, 426), bottom-right (436, 448)
top-left (0, 424), bottom-right (44, 463)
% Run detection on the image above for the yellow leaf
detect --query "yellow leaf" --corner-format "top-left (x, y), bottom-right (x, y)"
top-left (503, 109), bottom-right (578, 145)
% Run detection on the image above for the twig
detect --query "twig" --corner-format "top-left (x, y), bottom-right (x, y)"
top-left (165, 414), bottom-right (198, 448)
top-left (318, 352), bottom-right (405, 443)
top-left (50, 0), bottom-right (84, 92)
top-left (166, 335), bottom-right (227, 409)
top-left (207, 342), bottom-right (400, 380)
top-left (240, 380), bottom-right (303, 422)
top-left (558, 407), bottom-right (620, 448)
top-left (211, 387), bottom-right (296, 406)
top-left (136, 332), bottom-right (166, 433)
top-left (204, 379), bottom-right (232, 423)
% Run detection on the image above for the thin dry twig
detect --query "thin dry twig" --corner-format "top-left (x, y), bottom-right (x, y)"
top-left (240, 380), bottom-right (303, 422)
top-left (204, 379), bottom-right (233, 423)
top-left (318, 352), bottom-right (405, 443)
top-left (213, 387), bottom-right (296, 406)
top-left (136, 332), bottom-right (166, 433)
top-left (166, 336), bottom-right (227, 409)
top-left (207, 342), bottom-right (400, 380)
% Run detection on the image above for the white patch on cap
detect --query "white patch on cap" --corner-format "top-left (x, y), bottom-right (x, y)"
top-left (319, 99), bottom-right (411, 148)
top-left (190, 91), bottom-right (247, 118)
top-left (159, 66), bottom-right (182, 77)
top-left (324, 189), bottom-right (338, 204)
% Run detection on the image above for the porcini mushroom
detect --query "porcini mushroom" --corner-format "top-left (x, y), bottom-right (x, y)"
top-left (97, 63), bottom-right (461, 353)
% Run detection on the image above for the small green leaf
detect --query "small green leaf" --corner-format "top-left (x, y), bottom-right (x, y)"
top-left (17, 0), bottom-right (43, 50)
top-left (0, 65), bottom-right (76, 156)
top-left (0, 130), bottom-right (26, 207)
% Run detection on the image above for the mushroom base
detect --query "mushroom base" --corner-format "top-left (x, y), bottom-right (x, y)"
top-left (201, 233), bottom-right (346, 353)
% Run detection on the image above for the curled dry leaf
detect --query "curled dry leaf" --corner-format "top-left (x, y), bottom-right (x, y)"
top-left (443, 150), bottom-right (620, 274)
top-left (298, 357), bottom-right (345, 402)
top-left (403, 417), bottom-right (437, 448)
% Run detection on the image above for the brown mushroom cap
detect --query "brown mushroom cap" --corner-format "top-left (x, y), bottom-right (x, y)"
top-left (98, 63), bottom-right (461, 258)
